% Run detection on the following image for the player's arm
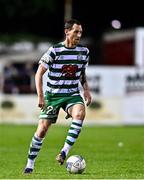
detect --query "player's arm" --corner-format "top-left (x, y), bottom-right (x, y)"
top-left (80, 69), bottom-right (92, 106)
top-left (35, 64), bottom-right (47, 109)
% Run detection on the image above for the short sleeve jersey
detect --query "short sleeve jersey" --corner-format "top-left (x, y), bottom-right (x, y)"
top-left (39, 42), bottom-right (89, 96)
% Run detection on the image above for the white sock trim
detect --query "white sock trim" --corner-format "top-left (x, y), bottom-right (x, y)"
top-left (26, 159), bottom-right (35, 169)
top-left (61, 144), bottom-right (71, 156)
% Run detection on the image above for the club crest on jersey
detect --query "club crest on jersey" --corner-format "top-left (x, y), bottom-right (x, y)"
top-left (77, 54), bottom-right (83, 61)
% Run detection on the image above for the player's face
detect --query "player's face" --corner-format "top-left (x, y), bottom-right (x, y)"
top-left (66, 24), bottom-right (83, 46)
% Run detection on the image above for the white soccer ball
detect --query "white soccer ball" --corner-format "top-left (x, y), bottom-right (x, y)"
top-left (66, 155), bottom-right (86, 174)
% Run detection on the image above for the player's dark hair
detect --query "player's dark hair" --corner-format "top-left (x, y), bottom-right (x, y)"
top-left (64, 19), bottom-right (81, 30)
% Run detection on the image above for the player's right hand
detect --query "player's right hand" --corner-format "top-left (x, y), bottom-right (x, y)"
top-left (38, 96), bottom-right (45, 109)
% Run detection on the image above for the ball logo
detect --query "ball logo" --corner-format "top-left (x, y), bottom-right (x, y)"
top-left (66, 155), bottom-right (86, 174)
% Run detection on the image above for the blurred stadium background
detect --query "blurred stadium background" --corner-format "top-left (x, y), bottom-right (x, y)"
top-left (0, 0), bottom-right (144, 125)
top-left (1, 1), bottom-right (144, 179)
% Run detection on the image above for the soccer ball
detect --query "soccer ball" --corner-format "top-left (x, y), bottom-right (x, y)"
top-left (66, 155), bottom-right (86, 174)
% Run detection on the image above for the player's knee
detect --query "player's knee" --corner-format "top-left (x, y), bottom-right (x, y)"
top-left (72, 110), bottom-right (85, 120)
top-left (37, 125), bottom-right (48, 138)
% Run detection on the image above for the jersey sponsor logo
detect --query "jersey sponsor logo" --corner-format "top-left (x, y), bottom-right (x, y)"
top-left (62, 64), bottom-right (78, 77)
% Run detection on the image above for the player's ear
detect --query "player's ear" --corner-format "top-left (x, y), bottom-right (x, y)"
top-left (65, 29), bottom-right (69, 36)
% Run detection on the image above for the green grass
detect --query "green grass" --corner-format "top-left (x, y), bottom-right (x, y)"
top-left (1, 124), bottom-right (144, 179)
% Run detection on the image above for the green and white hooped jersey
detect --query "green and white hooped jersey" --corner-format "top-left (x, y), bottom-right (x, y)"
top-left (39, 42), bottom-right (89, 96)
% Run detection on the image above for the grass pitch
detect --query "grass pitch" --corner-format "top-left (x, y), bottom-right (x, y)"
top-left (0, 124), bottom-right (144, 179)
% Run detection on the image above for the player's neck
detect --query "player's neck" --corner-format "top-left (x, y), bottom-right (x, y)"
top-left (63, 40), bottom-right (76, 48)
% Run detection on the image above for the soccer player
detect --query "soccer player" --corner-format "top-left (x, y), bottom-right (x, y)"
top-left (24, 19), bottom-right (92, 174)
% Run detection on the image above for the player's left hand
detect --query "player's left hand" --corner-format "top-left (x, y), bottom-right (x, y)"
top-left (83, 90), bottom-right (92, 106)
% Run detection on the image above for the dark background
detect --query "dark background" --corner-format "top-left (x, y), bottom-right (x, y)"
top-left (0, 0), bottom-right (144, 64)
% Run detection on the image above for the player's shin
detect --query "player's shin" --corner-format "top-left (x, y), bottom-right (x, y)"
top-left (25, 133), bottom-right (45, 169)
top-left (61, 119), bottom-right (83, 156)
